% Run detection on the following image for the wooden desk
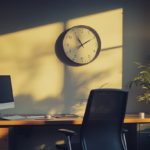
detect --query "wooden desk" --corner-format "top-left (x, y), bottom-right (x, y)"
top-left (0, 114), bottom-right (150, 150)
top-left (124, 114), bottom-right (150, 123)
top-left (0, 114), bottom-right (150, 126)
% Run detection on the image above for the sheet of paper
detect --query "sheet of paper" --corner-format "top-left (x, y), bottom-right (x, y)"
top-left (26, 116), bottom-right (45, 118)
top-left (2, 115), bottom-right (25, 120)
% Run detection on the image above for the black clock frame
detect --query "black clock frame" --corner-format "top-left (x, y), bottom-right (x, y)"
top-left (55, 25), bottom-right (101, 66)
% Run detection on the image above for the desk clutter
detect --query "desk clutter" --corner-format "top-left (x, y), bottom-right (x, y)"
top-left (0, 115), bottom-right (25, 120)
top-left (53, 114), bottom-right (79, 119)
top-left (0, 115), bottom-right (52, 120)
top-left (0, 114), bottom-right (80, 120)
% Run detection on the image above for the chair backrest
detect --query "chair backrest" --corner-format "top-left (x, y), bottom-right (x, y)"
top-left (80, 89), bottom-right (128, 150)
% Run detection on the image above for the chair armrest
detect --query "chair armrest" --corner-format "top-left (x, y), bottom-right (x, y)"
top-left (58, 129), bottom-right (77, 150)
top-left (122, 128), bottom-right (128, 150)
top-left (122, 128), bottom-right (128, 133)
top-left (58, 129), bottom-right (77, 136)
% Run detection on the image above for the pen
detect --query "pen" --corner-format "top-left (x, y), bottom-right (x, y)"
top-left (35, 118), bottom-right (53, 120)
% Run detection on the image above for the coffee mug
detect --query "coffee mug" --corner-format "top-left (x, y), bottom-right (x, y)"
top-left (139, 112), bottom-right (145, 118)
top-left (45, 115), bottom-right (51, 119)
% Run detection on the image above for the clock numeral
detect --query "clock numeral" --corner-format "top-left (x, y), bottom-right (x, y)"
top-left (93, 50), bottom-right (95, 52)
top-left (88, 31), bottom-right (90, 34)
top-left (72, 28), bottom-right (75, 31)
top-left (80, 28), bottom-right (83, 33)
top-left (81, 57), bottom-right (83, 60)
top-left (88, 55), bottom-right (90, 58)
top-left (66, 43), bottom-right (69, 47)
top-left (66, 36), bottom-right (72, 39)
top-left (69, 50), bottom-right (71, 53)
top-left (68, 36), bottom-right (72, 39)
top-left (73, 55), bottom-right (76, 60)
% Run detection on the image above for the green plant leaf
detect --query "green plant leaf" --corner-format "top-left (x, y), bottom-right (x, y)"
top-left (125, 57), bottom-right (150, 102)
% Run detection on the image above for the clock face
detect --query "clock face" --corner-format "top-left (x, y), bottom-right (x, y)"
top-left (62, 25), bottom-right (101, 65)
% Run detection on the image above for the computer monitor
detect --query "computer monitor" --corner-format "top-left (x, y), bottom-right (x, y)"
top-left (0, 75), bottom-right (14, 110)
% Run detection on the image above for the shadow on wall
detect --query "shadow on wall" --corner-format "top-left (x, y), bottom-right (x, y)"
top-left (0, 0), bottom-right (122, 35)
top-left (1, 54), bottom-right (121, 115)
top-left (0, 66), bottom-right (114, 115)
top-left (0, 1), bottom-right (123, 115)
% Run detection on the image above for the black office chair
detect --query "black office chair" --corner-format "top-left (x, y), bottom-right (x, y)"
top-left (56, 89), bottom-right (128, 150)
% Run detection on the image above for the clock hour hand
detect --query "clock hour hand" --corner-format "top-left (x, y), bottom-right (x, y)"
top-left (81, 39), bottom-right (92, 46)
top-left (76, 39), bottom-right (92, 50)
top-left (76, 36), bottom-right (84, 48)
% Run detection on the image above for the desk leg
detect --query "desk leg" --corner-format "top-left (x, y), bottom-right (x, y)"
top-left (0, 126), bottom-right (16, 150)
top-left (0, 127), bottom-right (9, 150)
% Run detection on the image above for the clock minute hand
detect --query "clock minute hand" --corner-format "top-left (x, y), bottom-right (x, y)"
top-left (82, 39), bottom-right (92, 46)
top-left (76, 45), bottom-right (82, 50)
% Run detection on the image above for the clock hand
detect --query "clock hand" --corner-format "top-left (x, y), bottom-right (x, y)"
top-left (76, 36), bottom-right (84, 48)
top-left (76, 45), bottom-right (82, 50)
top-left (81, 39), bottom-right (92, 46)
top-left (76, 39), bottom-right (92, 50)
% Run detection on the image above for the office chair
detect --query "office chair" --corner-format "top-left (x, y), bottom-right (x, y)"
top-left (56, 89), bottom-right (128, 150)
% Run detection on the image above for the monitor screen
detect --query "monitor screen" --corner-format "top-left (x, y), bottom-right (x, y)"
top-left (0, 75), bottom-right (14, 110)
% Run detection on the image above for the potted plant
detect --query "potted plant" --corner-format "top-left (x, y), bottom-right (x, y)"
top-left (126, 56), bottom-right (150, 103)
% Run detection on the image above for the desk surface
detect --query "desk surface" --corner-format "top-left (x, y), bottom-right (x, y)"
top-left (0, 114), bottom-right (150, 126)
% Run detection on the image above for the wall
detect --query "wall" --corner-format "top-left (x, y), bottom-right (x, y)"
top-left (0, 0), bottom-right (124, 115)
top-left (123, 0), bottom-right (150, 113)
top-left (0, 1), bottom-right (149, 114)
top-left (0, 1), bottom-right (150, 150)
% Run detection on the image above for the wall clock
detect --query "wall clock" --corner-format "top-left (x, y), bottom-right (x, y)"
top-left (62, 25), bottom-right (101, 65)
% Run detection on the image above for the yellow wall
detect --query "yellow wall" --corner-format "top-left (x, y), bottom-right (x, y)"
top-left (0, 1), bottom-right (149, 150)
top-left (0, 8), bottom-right (123, 115)
top-left (0, 0), bottom-right (149, 116)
